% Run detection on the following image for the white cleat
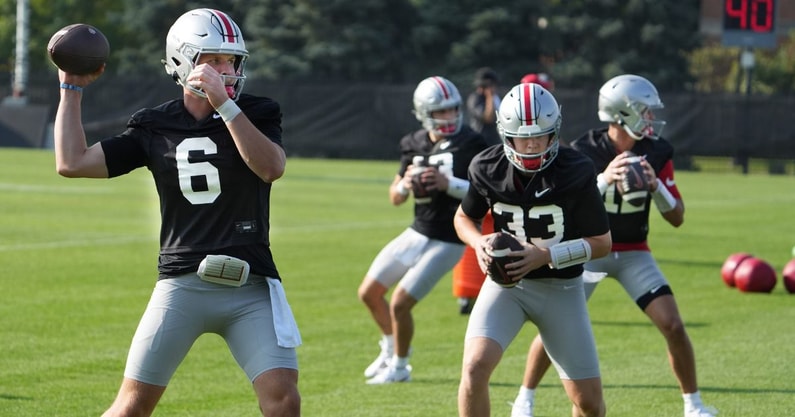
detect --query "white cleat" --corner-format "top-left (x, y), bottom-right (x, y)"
top-left (509, 398), bottom-right (534, 417)
top-left (365, 365), bottom-right (412, 385)
top-left (685, 405), bottom-right (718, 417)
top-left (363, 339), bottom-right (392, 378)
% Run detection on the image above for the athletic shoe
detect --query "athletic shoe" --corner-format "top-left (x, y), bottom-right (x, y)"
top-left (685, 405), bottom-right (718, 417)
top-left (365, 365), bottom-right (411, 384)
top-left (458, 297), bottom-right (475, 315)
top-left (363, 339), bottom-right (392, 378)
top-left (510, 397), bottom-right (534, 417)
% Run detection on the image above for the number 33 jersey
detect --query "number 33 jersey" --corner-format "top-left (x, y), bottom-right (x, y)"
top-left (99, 94), bottom-right (283, 278)
top-left (461, 145), bottom-right (610, 279)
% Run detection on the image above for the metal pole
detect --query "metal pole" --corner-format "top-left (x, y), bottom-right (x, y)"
top-left (737, 48), bottom-right (756, 175)
top-left (740, 47), bottom-right (755, 97)
top-left (12, 0), bottom-right (29, 101)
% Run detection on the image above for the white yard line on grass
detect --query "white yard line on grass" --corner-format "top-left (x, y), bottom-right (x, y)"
top-left (0, 220), bottom-right (408, 252)
top-left (0, 235), bottom-right (154, 252)
top-left (0, 182), bottom-right (113, 194)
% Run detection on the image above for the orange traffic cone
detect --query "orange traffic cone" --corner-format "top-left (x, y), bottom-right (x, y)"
top-left (453, 211), bottom-right (494, 313)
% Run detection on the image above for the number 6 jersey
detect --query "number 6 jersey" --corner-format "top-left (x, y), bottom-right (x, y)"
top-left (99, 94), bottom-right (282, 279)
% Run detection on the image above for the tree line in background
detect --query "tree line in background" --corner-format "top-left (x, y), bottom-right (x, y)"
top-left (0, 0), bottom-right (793, 94)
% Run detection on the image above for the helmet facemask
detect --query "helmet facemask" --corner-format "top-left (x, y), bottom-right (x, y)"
top-left (598, 74), bottom-right (666, 140)
top-left (503, 136), bottom-right (559, 172)
top-left (498, 83), bottom-right (562, 173)
top-left (422, 108), bottom-right (463, 137)
top-left (618, 101), bottom-right (665, 140)
top-left (163, 9), bottom-right (249, 100)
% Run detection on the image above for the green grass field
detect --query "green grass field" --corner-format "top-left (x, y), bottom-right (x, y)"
top-left (1, 148), bottom-right (794, 416)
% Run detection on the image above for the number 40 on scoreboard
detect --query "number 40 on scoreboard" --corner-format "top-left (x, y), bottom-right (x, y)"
top-left (722, 0), bottom-right (778, 48)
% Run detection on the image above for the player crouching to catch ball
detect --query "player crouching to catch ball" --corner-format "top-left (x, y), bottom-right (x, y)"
top-left (53, 8), bottom-right (301, 416)
top-left (454, 82), bottom-right (612, 417)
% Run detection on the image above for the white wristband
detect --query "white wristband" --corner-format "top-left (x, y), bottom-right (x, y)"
top-left (652, 179), bottom-right (677, 213)
top-left (215, 99), bottom-right (242, 123)
top-left (445, 176), bottom-right (469, 199)
top-left (549, 238), bottom-right (592, 269)
top-left (395, 181), bottom-right (409, 196)
top-left (596, 173), bottom-right (608, 195)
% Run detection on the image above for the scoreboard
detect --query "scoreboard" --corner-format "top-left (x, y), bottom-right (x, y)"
top-left (722, 0), bottom-right (778, 48)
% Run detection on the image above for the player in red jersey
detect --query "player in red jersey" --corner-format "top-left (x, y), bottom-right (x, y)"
top-left (510, 75), bottom-right (717, 417)
top-left (53, 9), bottom-right (300, 416)
top-left (456, 82), bottom-right (612, 417)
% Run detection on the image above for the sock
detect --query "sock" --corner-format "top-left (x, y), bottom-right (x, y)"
top-left (517, 385), bottom-right (535, 402)
top-left (393, 355), bottom-right (409, 368)
top-left (683, 391), bottom-right (703, 409)
top-left (382, 334), bottom-right (394, 352)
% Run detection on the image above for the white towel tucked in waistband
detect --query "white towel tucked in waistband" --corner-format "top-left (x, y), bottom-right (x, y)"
top-left (267, 278), bottom-right (302, 348)
top-left (582, 271), bottom-right (607, 283)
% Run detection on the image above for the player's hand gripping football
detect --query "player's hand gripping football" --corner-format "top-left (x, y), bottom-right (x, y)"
top-left (476, 232), bottom-right (549, 287)
top-left (603, 151), bottom-right (657, 191)
top-left (411, 164), bottom-right (445, 194)
top-left (58, 66), bottom-right (105, 90)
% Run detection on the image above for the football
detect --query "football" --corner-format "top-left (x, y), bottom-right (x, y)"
top-left (720, 252), bottom-right (753, 288)
top-left (409, 156), bottom-right (437, 203)
top-left (410, 166), bottom-right (433, 203)
top-left (734, 256), bottom-right (777, 293)
top-left (485, 232), bottom-right (524, 288)
top-left (617, 152), bottom-right (648, 207)
top-left (47, 23), bottom-right (109, 75)
top-left (782, 259), bottom-right (795, 294)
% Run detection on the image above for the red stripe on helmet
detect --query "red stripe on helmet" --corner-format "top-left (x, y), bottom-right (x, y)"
top-left (211, 9), bottom-right (237, 43)
top-left (432, 77), bottom-right (450, 99)
top-left (522, 83), bottom-right (534, 126)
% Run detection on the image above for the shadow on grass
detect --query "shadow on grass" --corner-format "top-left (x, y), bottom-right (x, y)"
top-left (0, 393), bottom-right (34, 401)
top-left (655, 257), bottom-right (721, 268)
top-left (591, 320), bottom-right (709, 328)
top-left (484, 381), bottom-right (795, 395)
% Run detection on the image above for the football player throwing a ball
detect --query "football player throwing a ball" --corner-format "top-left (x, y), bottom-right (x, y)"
top-left (511, 75), bottom-right (717, 417)
top-left (454, 82), bottom-right (612, 417)
top-left (53, 9), bottom-right (300, 416)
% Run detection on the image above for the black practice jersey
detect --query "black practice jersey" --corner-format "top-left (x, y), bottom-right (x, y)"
top-left (462, 145), bottom-right (610, 279)
top-left (100, 94), bottom-right (283, 279)
top-left (397, 126), bottom-right (488, 243)
top-left (569, 128), bottom-right (675, 244)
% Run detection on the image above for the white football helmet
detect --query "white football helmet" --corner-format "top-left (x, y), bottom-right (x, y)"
top-left (497, 83), bottom-right (562, 173)
top-left (163, 8), bottom-right (248, 100)
top-left (597, 74), bottom-right (665, 140)
top-left (412, 76), bottom-right (463, 137)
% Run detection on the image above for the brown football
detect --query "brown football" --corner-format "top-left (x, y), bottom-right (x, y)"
top-left (617, 153), bottom-right (648, 207)
top-left (486, 232), bottom-right (524, 288)
top-left (47, 23), bottom-right (109, 75)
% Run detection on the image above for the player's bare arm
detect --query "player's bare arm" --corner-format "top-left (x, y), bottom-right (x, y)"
top-left (454, 205), bottom-right (486, 267)
top-left (389, 173), bottom-right (411, 206)
top-left (649, 163), bottom-right (684, 227)
top-left (583, 232), bottom-right (612, 260)
top-left (54, 67), bottom-right (109, 178)
top-left (187, 56), bottom-right (286, 183)
top-left (498, 231), bottom-right (612, 278)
